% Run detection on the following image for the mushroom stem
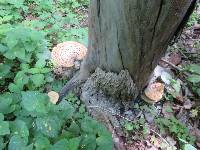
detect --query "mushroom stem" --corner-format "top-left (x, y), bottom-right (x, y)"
top-left (58, 67), bottom-right (91, 103)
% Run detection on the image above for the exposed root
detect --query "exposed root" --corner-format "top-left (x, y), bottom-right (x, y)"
top-left (58, 67), bottom-right (91, 103)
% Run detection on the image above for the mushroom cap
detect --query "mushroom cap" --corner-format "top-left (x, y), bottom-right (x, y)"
top-left (144, 82), bottom-right (164, 102)
top-left (48, 91), bottom-right (59, 104)
top-left (51, 41), bottom-right (87, 67)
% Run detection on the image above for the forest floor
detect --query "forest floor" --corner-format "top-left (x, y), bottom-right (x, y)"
top-left (0, 1), bottom-right (199, 150)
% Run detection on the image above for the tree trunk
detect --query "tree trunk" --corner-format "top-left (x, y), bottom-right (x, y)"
top-left (59, 0), bottom-right (196, 101)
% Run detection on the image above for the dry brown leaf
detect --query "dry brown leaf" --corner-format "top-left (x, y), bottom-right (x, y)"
top-left (48, 91), bottom-right (59, 104)
top-left (183, 99), bottom-right (192, 110)
top-left (167, 53), bottom-right (182, 66)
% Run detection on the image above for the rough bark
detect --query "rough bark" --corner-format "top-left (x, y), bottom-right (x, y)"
top-left (59, 0), bottom-right (196, 101)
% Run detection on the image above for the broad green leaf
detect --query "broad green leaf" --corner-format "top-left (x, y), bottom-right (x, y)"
top-left (49, 100), bottom-right (74, 120)
top-left (68, 137), bottom-right (81, 150)
top-left (187, 64), bottom-right (200, 75)
top-left (124, 122), bottom-right (133, 131)
top-left (30, 74), bottom-right (44, 87)
top-left (20, 64), bottom-right (30, 70)
top-left (8, 135), bottom-right (28, 150)
top-left (34, 135), bottom-right (50, 150)
top-left (96, 134), bottom-right (113, 150)
top-left (0, 120), bottom-right (10, 135)
top-left (183, 144), bottom-right (197, 150)
top-left (26, 68), bottom-right (40, 74)
top-left (0, 64), bottom-right (11, 78)
top-left (8, 83), bottom-right (22, 93)
top-left (51, 139), bottom-right (68, 150)
top-left (80, 134), bottom-right (96, 150)
top-left (14, 71), bottom-right (29, 85)
top-left (196, 88), bottom-right (200, 97)
top-left (0, 93), bottom-right (15, 114)
top-left (10, 120), bottom-right (29, 137)
top-left (67, 122), bottom-right (80, 136)
top-left (0, 113), bottom-right (3, 121)
top-left (36, 115), bottom-right (62, 138)
top-left (39, 68), bottom-right (51, 74)
top-left (0, 44), bottom-right (8, 53)
top-left (35, 59), bottom-right (46, 68)
top-left (0, 24), bottom-right (12, 35)
top-left (21, 91), bottom-right (48, 114)
top-left (187, 75), bottom-right (200, 83)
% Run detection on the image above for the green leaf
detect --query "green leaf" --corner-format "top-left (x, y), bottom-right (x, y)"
top-left (20, 64), bottom-right (30, 70)
top-left (96, 134), bottom-right (113, 150)
top-left (80, 134), bottom-right (96, 150)
top-left (30, 74), bottom-right (44, 87)
top-left (187, 75), bottom-right (200, 83)
top-left (35, 59), bottom-right (46, 68)
top-left (0, 113), bottom-right (4, 121)
top-left (49, 100), bottom-right (74, 120)
top-left (0, 92), bottom-right (15, 114)
top-left (0, 64), bottom-right (11, 78)
top-left (26, 68), bottom-right (40, 74)
top-left (68, 137), bottom-right (81, 150)
top-left (34, 135), bottom-right (50, 150)
top-left (8, 135), bottom-right (28, 150)
top-left (36, 116), bottom-right (62, 138)
top-left (0, 44), bottom-right (8, 53)
top-left (14, 71), bottom-right (29, 86)
top-left (124, 122), bottom-right (133, 131)
top-left (8, 83), bottom-right (22, 93)
top-left (187, 64), bottom-right (200, 75)
top-left (183, 144), bottom-right (197, 150)
top-left (0, 120), bottom-right (10, 135)
top-left (196, 88), bottom-right (200, 97)
top-left (51, 139), bottom-right (68, 150)
top-left (21, 91), bottom-right (48, 114)
top-left (10, 120), bottom-right (29, 138)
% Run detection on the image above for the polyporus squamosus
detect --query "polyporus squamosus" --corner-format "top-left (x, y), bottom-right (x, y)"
top-left (142, 82), bottom-right (165, 104)
top-left (51, 41), bottom-right (87, 67)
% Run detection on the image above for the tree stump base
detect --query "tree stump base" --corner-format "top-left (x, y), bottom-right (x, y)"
top-left (80, 68), bottom-right (139, 149)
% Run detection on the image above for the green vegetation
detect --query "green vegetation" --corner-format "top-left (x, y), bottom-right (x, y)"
top-left (0, 0), bottom-right (113, 149)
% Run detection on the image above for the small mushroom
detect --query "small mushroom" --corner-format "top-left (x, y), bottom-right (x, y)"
top-left (48, 91), bottom-right (59, 104)
top-left (51, 41), bottom-right (87, 67)
top-left (142, 82), bottom-right (165, 104)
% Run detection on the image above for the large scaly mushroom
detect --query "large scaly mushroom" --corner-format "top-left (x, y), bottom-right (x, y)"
top-left (142, 82), bottom-right (165, 104)
top-left (51, 41), bottom-right (87, 67)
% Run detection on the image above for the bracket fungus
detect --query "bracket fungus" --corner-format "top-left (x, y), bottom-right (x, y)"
top-left (51, 41), bottom-right (87, 67)
top-left (142, 82), bottom-right (165, 104)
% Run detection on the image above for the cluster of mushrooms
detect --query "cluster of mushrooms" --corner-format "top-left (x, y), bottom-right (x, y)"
top-left (48, 41), bottom-right (164, 104)
top-left (48, 41), bottom-right (87, 104)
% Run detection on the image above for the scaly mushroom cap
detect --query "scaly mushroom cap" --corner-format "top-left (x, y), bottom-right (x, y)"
top-left (51, 41), bottom-right (87, 67)
top-left (144, 82), bottom-right (164, 102)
